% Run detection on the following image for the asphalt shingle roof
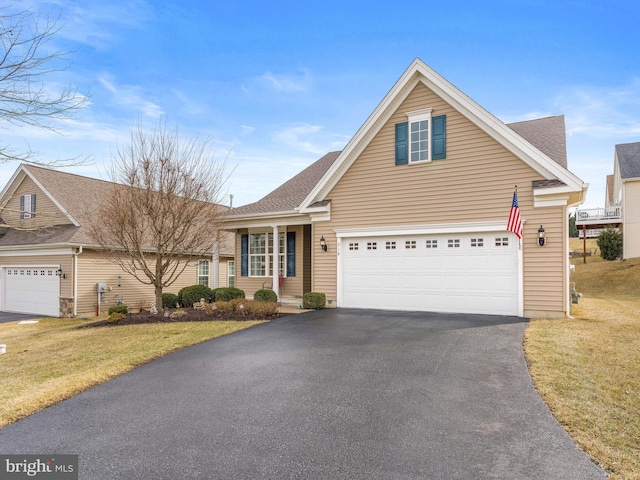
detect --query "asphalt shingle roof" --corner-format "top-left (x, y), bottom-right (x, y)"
top-left (507, 115), bottom-right (567, 169)
top-left (0, 165), bottom-right (234, 254)
top-left (616, 142), bottom-right (640, 179)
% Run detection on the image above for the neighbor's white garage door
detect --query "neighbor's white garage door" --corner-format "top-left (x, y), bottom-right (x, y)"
top-left (340, 232), bottom-right (519, 316)
top-left (4, 267), bottom-right (60, 317)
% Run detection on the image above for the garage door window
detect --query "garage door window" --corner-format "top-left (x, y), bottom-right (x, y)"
top-left (470, 238), bottom-right (484, 247)
top-left (425, 239), bottom-right (438, 248)
top-left (405, 240), bottom-right (417, 249)
top-left (495, 237), bottom-right (509, 247)
top-left (448, 239), bottom-right (461, 248)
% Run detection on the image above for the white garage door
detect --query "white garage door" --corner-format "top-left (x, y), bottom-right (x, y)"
top-left (340, 232), bottom-right (519, 316)
top-left (4, 267), bottom-right (60, 317)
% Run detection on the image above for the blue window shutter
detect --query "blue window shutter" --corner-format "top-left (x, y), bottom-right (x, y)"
top-left (19, 195), bottom-right (24, 219)
top-left (395, 122), bottom-right (408, 165)
top-left (240, 234), bottom-right (248, 277)
top-left (31, 194), bottom-right (36, 218)
top-left (286, 231), bottom-right (296, 277)
top-left (432, 115), bottom-right (446, 160)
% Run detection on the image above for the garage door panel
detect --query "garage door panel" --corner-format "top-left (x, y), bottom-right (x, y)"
top-left (341, 232), bottom-right (519, 315)
top-left (4, 267), bottom-right (59, 317)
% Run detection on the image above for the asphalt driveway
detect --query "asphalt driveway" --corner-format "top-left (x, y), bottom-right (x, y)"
top-left (0, 311), bottom-right (44, 323)
top-left (0, 309), bottom-right (606, 479)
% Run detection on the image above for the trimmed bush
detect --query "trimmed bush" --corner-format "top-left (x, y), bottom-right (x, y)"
top-left (108, 305), bottom-right (128, 315)
top-left (215, 287), bottom-right (245, 302)
top-left (302, 292), bottom-right (326, 309)
top-left (243, 300), bottom-right (278, 319)
top-left (162, 293), bottom-right (179, 309)
top-left (254, 289), bottom-right (277, 303)
top-left (179, 284), bottom-right (215, 307)
top-left (597, 228), bottom-right (623, 261)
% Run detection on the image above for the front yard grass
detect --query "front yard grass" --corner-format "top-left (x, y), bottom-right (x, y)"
top-left (0, 318), bottom-right (263, 428)
top-left (525, 297), bottom-right (640, 480)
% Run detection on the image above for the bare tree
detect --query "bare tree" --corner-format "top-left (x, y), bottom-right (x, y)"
top-left (0, 6), bottom-right (87, 164)
top-left (86, 122), bottom-right (227, 311)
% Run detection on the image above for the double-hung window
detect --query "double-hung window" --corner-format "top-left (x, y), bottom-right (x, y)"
top-left (249, 233), bottom-right (267, 276)
top-left (395, 109), bottom-right (446, 165)
top-left (198, 260), bottom-right (210, 287)
top-left (20, 194), bottom-right (36, 219)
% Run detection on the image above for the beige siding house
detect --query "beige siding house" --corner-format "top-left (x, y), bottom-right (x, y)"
top-left (224, 59), bottom-right (587, 318)
top-left (0, 165), bottom-right (234, 317)
top-left (581, 142), bottom-right (640, 258)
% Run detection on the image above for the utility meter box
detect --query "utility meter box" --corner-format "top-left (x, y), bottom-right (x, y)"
top-left (97, 283), bottom-right (107, 293)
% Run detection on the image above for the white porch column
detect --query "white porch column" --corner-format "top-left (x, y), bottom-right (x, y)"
top-left (272, 225), bottom-right (280, 298)
top-left (211, 239), bottom-right (220, 289)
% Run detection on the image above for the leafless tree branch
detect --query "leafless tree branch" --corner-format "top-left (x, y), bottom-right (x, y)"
top-left (0, 6), bottom-right (88, 164)
top-left (86, 120), bottom-right (228, 311)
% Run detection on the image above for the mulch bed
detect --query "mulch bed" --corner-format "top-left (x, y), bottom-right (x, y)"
top-left (83, 307), bottom-right (288, 328)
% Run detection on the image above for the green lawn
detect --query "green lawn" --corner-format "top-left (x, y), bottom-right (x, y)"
top-left (525, 257), bottom-right (640, 479)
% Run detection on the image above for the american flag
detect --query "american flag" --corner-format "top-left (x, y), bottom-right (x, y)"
top-left (507, 190), bottom-right (523, 239)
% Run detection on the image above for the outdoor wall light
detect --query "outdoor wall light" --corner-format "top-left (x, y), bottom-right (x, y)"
top-left (537, 225), bottom-right (546, 247)
top-left (117, 275), bottom-right (122, 287)
top-left (320, 235), bottom-right (328, 252)
top-left (56, 268), bottom-right (66, 279)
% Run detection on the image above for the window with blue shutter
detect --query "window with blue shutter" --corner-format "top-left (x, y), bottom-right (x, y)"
top-left (432, 115), bottom-right (446, 160)
top-left (286, 231), bottom-right (296, 277)
top-left (396, 113), bottom-right (446, 164)
top-left (395, 122), bottom-right (408, 165)
top-left (240, 234), bottom-right (248, 277)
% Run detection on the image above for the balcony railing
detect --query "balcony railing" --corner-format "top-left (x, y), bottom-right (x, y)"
top-left (575, 206), bottom-right (621, 224)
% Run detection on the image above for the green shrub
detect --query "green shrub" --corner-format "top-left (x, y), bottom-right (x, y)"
top-left (254, 289), bottom-right (277, 303)
top-left (215, 287), bottom-right (245, 302)
top-left (597, 228), bottom-right (623, 261)
top-left (162, 293), bottom-right (179, 309)
top-left (108, 305), bottom-right (128, 315)
top-left (179, 284), bottom-right (215, 307)
top-left (302, 292), bottom-right (326, 309)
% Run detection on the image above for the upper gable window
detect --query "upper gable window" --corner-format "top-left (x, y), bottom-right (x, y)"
top-left (395, 110), bottom-right (446, 165)
top-left (20, 194), bottom-right (36, 219)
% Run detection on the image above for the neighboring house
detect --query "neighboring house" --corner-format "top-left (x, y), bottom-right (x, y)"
top-left (578, 142), bottom-right (640, 258)
top-left (0, 164), bottom-right (234, 317)
top-left (224, 59), bottom-right (587, 318)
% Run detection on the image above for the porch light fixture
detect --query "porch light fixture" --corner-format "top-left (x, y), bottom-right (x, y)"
top-left (117, 275), bottom-right (122, 287)
top-left (320, 236), bottom-right (328, 252)
top-left (537, 225), bottom-right (546, 247)
top-left (56, 268), bottom-right (66, 279)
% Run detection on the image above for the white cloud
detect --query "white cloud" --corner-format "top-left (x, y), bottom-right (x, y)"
top-left (272, 123), bottom-right (348, 155)
top-left (553, 78), bottom-right (640, 138)
top-left (248, 69), bottom-right (314, 94)
top-left (98, 75), bottom-right (164, 118)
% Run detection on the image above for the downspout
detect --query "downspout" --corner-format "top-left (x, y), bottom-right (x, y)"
top-left (73, 246), bottom-right (83, 316)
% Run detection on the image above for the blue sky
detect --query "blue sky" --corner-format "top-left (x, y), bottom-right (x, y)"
top-left (3, 0), bottom-right (639, 209)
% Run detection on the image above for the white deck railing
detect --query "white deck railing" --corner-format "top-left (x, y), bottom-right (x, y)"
top-left (575, 206), bottom-right (621, 224)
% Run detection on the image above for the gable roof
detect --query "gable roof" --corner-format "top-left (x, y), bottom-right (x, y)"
top-left (0, 164), bottom-right (234, 254)
top-left (226, 115), bottom-right (574, 220)
top-left (616, 142), bottom-right (640, 179)
top-left (300, 59), bottom-right (585, 212)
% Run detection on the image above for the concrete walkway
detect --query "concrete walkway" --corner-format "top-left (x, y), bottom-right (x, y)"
top-left (0, 309), bottom-right (607, 479)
